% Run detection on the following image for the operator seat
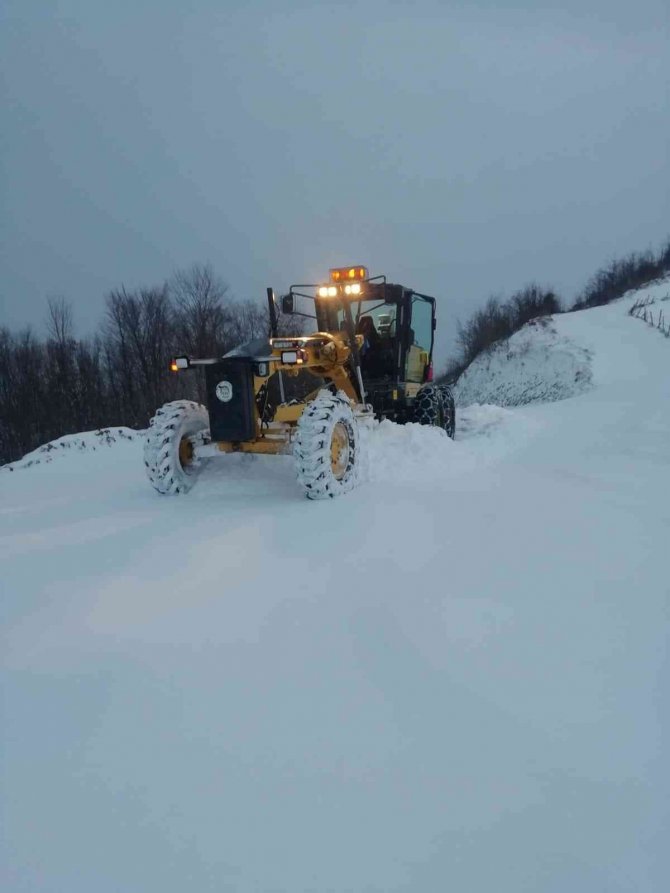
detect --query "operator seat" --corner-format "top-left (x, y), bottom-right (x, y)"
top-left (356, 315), bottom-right (392, 378)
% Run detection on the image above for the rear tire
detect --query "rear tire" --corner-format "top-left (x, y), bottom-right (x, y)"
top-left (144, 400), bottom-right (209, 494)
top-left (438, 385), bottom-right (456, 439)
top-left (413, 384), bottom-right (455, 439)
top-left (294, 391), bottom-right (360, 499)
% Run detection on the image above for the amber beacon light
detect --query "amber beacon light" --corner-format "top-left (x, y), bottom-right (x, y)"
top-left (329, 266), bottom-right (368, 283)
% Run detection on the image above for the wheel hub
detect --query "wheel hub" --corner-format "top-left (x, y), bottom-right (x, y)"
top-left (179, 436), bottom-right (194, 469)
top-left (330, 422), bottom-right (350, 480)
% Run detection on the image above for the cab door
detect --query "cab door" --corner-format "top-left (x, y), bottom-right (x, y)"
top-left (405, 295), bottom-right (434, 382)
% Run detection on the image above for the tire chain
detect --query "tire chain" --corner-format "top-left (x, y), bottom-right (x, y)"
top-left (413, 385), bottom-right (455, 438)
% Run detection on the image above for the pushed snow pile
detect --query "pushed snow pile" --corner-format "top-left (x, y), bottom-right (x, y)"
top-left (455, 315), bottom-right (593, 408)
top-left (3, 427), bottom-right (141, 471)
top-left (364, 404), bottom-right (525, 484)
top-left (365, 419), bottom-right (455, 483)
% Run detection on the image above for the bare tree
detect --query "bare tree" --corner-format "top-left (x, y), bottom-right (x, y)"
top-left (225, 299), bottom-right (269, 347)
top-left (43, 297), bottom-right (78, 433)
top-left (104, 284), bottom-right (181, 425)
top-left (170, 263), bottom-right (229, 358)
top-left (47, 296), bottom-right (74, 345)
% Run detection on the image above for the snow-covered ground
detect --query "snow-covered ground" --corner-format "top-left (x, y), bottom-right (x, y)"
top-left (2, 283), bottom-right (669, 892)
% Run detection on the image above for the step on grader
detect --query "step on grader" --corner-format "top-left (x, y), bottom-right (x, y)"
top-left (144, 266), bottom-right (455, 499)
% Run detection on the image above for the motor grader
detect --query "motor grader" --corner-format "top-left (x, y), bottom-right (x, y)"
top-left (144, 266), bottom-right (455, 499)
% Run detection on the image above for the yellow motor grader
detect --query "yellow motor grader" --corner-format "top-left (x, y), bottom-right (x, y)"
top-left (144, 266), bottom-right (454, 499)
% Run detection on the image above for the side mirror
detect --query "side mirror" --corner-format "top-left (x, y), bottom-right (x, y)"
top-left (281, 293), bottom-right (294, 314)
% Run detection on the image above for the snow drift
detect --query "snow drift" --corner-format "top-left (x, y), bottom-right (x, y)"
top-left (3, 427), bottom-right (141, 472)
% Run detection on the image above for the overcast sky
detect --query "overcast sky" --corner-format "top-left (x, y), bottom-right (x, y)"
top-left (1, 0), bottom-right (668, 363)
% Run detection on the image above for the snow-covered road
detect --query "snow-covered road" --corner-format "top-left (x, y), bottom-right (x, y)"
top-left (2, 289), bottom-right (668, 892)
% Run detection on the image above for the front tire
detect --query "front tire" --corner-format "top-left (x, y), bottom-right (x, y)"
top-left (294, 391), bottom-right (361, 499)
top-left (413, 384), bottom-right (455, 439)
top-left (144, 400), bottom-right (209, 494)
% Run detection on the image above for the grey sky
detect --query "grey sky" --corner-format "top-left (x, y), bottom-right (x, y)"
top-left (1, 0), bottom-right (668, 364)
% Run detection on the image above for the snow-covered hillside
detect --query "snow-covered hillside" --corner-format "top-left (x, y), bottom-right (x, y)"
top-left (455, 277), bottom-right (670, 407)
top-left (2, 282), bottom-right (669, 893)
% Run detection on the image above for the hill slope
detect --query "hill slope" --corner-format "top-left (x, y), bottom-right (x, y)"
top-left (2, 283), bottom-right (669, 893)
top-left (455, 277), bottom-right (670, 407)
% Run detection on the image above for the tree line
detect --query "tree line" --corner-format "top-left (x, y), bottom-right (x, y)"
top-left (0, 264), bottom-right (279, 465)
top-left (572, 239), bottom-right (670, 310)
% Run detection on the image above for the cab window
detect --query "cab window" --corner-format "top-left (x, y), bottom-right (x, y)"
top-left (350, 301), bottom-right (398, 334)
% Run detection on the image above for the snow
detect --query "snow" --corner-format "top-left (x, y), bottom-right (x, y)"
top-left (2, 281), bottom-right (669, 892)
top-left (454, 315), bottom-right (594, 407)
top-left (3, 426), bottom-right (141, 471)
top-left (454, 277), bottom-right (670, 408)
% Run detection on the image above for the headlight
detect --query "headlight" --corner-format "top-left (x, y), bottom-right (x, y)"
top-left (281, 349), bottom-right (305, 365)
top-left (170, 356), bottom-right (189, 372)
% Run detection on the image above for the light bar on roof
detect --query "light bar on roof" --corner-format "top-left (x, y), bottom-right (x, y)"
top-left (329, 266), bottom-right (368, 283)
